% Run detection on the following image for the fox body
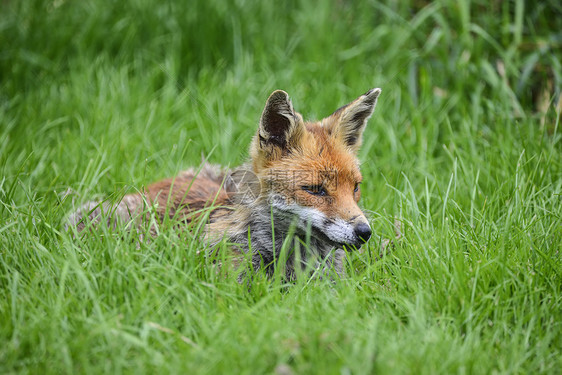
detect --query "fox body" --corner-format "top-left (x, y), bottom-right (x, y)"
top-left (68, 88), bottom-right (382, 278)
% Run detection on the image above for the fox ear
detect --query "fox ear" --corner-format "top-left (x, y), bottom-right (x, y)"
top-left (325, 88), bottom-right (381, 153)
top-left (256, 90), bottom-right (303, 154)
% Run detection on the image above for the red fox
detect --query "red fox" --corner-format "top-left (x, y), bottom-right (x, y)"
top-left (68, 88), bottom-right (382, 278)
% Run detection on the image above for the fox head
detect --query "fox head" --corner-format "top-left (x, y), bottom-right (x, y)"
top-left (249, 88), bottom-right (381, 250)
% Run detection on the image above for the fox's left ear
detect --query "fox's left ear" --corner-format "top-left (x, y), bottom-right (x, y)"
top-left (324, 88), bottom-right (381, 153)
top-left (254, 90), bottom-right (304, 159)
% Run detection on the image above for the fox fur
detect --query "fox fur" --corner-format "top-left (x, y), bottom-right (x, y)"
top-left (67, 88), bottom-right (382, 278)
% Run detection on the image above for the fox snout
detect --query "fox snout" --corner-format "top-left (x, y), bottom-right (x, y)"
top-left (353, 222), bottom-right (372, 245)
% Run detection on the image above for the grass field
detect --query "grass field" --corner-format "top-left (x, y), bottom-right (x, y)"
top-left (1, 0), bottom-right (561, 373)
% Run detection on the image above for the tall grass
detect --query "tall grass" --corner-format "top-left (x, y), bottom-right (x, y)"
top-left (1, 0), bottom-right (561, 373)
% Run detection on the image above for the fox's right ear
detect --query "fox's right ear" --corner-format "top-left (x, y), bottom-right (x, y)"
top-left (255, 90), bottom-right (304, 158)
top-left (324, 88), bottom-right (381, 154)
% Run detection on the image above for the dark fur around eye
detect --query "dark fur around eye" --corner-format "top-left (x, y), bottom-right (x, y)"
top-left (302, 185), bottom-right (327, 196)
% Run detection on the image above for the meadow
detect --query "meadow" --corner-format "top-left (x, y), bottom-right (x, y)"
top-left (1, 0), bottom-right (561, 373)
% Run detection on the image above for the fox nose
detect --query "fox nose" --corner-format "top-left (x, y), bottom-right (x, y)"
top-left (354, 223), bottom-right (372, 243)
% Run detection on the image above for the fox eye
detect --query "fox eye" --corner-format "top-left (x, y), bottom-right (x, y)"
top-left (302, 185), bottom-right (327, 196)
top-left (354, 183), bottom-right (360, 193)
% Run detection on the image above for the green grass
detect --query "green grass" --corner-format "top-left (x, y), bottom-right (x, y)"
top-left (1, 0), bottom-right (561, 373)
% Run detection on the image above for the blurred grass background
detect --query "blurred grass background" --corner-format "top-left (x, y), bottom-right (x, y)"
top-left (1, 0), bottom-right (561, 373)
